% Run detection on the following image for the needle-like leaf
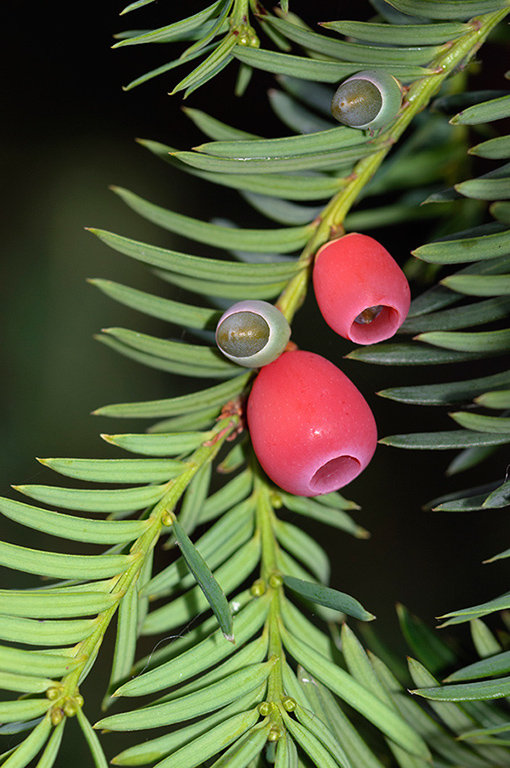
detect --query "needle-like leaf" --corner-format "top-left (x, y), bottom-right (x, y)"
top-left (171, 517), bottom-right (235, 641)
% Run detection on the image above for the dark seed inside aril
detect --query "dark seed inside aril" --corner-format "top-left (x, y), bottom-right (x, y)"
top-left (217, 311), bottom-right (270, 357)
top-left (332, 80), bottom-right (382, 126)
top-left (354, 305), bottom-right (383, 325)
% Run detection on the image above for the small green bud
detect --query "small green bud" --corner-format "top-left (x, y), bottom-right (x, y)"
top-left (251, 578), bottom-right (266, 597)
top-left (270, 491), bottom-right (283, 509)
top-left (63, 698), bottom-right (78, 717)
top-left (268, 573), bottom-right (283, 589)
top-left (267, 726), bottom-right (282, 742)
top-left (282, 696), bottom-right (297, 712)
top-left (50, 708), bottom-right (64, 726)
top-left (161, 512), bottom-right (174, 527)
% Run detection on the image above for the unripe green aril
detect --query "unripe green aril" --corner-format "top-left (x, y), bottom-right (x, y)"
top-left (331, 70), bottom-right (402, 131)
top-left (217, 312), bottom-right (269, 358)
top-left (216, 300), bottom-right (291, 368)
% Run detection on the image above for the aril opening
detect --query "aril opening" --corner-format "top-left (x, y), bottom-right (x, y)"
top-left (309, 455), bottom-right (361, 494)
top-left (349, 305), bottom-right (399, 344)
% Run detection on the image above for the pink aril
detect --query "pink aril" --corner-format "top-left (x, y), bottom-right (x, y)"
top-left (247, 350), bottom-right (377, 497)
top-left (313, 233), bottom-right (411, 345)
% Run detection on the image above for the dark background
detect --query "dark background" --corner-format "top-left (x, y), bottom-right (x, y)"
top-left (1, 2), bottom-right (509, 762)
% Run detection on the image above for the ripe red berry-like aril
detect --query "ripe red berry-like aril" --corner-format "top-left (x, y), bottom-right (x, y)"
top-left (247, 350), bottom-right (377, 497)
top-left (313, 233), bottom-right (411, 345)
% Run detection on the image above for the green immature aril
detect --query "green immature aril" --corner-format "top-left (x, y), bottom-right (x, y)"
top-left (331, 70), bottom-right (402, 131)
top-left (215, 300), bottom-right (291, 368)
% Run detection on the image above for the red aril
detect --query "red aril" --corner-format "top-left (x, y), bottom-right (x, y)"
top-left (247, 350), bottom-right (377, 496)
top-left (313, 233), bottom-right (410, 345)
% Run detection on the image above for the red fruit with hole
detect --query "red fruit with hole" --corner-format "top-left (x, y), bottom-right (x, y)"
top-left (247, 350), bottom-right (377, 496)
top-left (313, 233), bottom-right (411, 344)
